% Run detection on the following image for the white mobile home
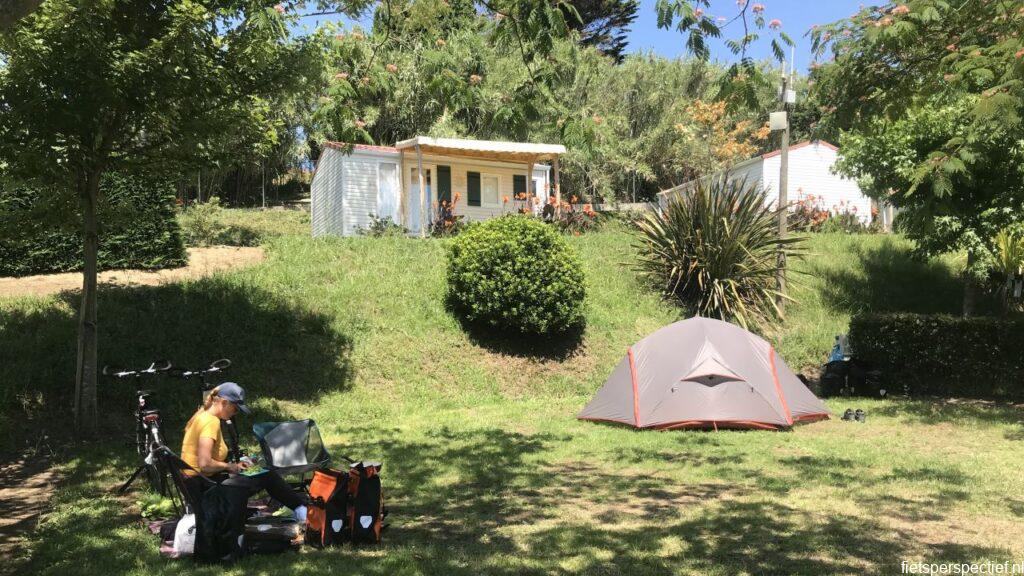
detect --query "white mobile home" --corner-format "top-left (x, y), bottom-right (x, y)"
top-left (658, 140), bottom-right (876, 224)
top-left (311, 137), bottom-right (566, 237)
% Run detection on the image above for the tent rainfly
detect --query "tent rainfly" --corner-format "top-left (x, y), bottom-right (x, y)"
top-left (578, 317), bottom-right (829, 430)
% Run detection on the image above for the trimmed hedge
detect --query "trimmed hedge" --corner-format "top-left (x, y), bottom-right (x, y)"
top-left (848, 313), bottom-right (1024, 399)
top-left (446, 216), bottom-right (586, 335)
top-left (0, 173), bottom-right (187, 276)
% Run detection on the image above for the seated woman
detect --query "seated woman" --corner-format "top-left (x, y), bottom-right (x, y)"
top-left (180, 382), bottom-right (308, 521)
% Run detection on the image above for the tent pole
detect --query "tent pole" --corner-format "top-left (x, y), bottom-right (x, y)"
top-left (416, 144), bottom-right (426, 238)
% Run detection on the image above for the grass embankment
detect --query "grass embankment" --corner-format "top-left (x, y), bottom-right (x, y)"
top-left (1, 216), bottom-right (1020, 575)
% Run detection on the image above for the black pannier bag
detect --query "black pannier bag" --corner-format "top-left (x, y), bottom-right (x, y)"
top-left (305, 467), bottom-right (349, 548)
top-left (348, 461), bottom-right (386, 544)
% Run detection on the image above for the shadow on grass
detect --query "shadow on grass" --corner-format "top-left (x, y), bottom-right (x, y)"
top-left (870, 397), bottom-right (1024, 427)
top-left (0, 276), bottom-right (353, 458)
top-left (811, 239), bottom-right (996, 315)
top-left (448, 307), bottom-right (586, 361)
top-left (22, 422), bottom-right (1016, 576)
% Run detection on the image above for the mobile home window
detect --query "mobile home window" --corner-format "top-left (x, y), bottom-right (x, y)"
top-left (467, 171), bottom-right (481, 206)
top-left (481, 175), bottom-right (499, 205)
top-left (377, 162), bottom-right (399, 222)
top-left (436, 165), bottom-right (451, 203)
top-left (513, 174), bottom-right (527, 198)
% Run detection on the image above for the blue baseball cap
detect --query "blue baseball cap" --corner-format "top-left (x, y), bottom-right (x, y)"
top-left (217, 382), bottom-right (251, 414)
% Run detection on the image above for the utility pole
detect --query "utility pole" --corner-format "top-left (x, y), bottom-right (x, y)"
top-left (261, 162), bottom-right (266, 209)
top-left (774, 50), bottom-right (795, 314)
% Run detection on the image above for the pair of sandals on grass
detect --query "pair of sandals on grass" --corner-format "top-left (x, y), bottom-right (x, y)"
top-left (840, 408), bottom-right (867, 423)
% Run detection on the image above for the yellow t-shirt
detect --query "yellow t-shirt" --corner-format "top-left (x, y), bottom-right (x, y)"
top-left (181, 410), bottom-right (228, 476)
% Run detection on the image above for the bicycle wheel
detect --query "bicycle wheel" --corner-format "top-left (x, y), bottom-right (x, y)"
top-left (144, 459), bottom-right (166, 495)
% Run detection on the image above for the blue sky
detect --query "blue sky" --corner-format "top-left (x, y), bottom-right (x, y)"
top-left (303, 0), bottom-right (867, 72)
top-left (625, 0), bottom-right (864, 70)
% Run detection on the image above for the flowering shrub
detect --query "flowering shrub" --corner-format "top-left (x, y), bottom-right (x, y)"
top-left (789, 194), bottom-right (869, 233)
top-left (505, 193), bottom-right (601, 235)
top-left (553, 197), bottom-right (600, 235)
top-left (446, 216), bottom-right (586, 334)
top-left (430, 193), bottom-right (467, 237)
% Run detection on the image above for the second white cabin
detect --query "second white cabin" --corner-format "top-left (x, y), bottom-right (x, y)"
top-left (658, 140), bottom-right (876, 225)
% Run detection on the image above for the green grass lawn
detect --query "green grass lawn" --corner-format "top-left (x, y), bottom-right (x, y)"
top-left (2, 218), bottom-right (1021, 575)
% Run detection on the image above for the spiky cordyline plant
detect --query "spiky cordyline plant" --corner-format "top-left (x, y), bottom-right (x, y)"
top-left (633, 177), bottom-right (804, 328)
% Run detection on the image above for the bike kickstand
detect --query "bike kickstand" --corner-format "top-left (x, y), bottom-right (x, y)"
top-left (118, 464), bottom-right (148, 494)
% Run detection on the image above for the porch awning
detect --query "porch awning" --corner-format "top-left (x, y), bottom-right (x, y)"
top-left (394, 136), bottom-right (566, 163)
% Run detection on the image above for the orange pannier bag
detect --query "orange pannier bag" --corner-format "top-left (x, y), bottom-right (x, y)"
top-left (304, 468), bottom-right (348, 548)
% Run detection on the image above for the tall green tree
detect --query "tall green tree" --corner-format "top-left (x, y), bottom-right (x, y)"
top-left (811, 0), bottom-right (1024, 315)
top-left (0, 0), bottom-right (42, 31)
top-left (0, 0), bottom-right (325, 434)
top-left (562, 0), bottom-right (639, 63)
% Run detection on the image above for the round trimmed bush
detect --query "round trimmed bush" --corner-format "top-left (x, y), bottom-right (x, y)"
top-left (446, 216), bottom-right (586, 334)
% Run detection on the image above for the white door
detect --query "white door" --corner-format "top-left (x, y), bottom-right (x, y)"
top-left (407, 166), bottom-right (433, 234)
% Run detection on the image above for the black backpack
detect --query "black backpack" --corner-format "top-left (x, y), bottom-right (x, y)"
top-left (194, 484), bottom-right (249, 563)
top-left (348, 462), bottom-right (386, 545)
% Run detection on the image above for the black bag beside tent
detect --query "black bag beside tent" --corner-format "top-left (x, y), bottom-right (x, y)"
top-left (820, 360), bottom-right (849, 397)
top-left (820, 359), bottom-right (885, 398)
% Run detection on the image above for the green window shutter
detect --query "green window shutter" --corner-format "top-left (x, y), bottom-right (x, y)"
top-left (467, 171), bottom-right (481, 206)
top-left (513, 174), bottom-right (527, 198)
top-left (437, 165), bottom-right (451, 203)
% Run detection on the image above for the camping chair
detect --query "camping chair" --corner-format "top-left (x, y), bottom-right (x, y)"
top-left (154, 445), bottom-right (216, 516)
top-left (252, 420), bottom-right (332, 489)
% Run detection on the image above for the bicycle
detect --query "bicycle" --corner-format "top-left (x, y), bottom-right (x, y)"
top-left (167, 358), bottom-right (243, 463)
top-left (104, 360), bottom-right (173, 496)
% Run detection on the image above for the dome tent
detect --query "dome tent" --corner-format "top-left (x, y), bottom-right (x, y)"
top-left (579, 317), bottom-right (829, 430)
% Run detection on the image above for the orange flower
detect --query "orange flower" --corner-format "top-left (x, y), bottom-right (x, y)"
top-left (502, 195), bottom-right (509, 203)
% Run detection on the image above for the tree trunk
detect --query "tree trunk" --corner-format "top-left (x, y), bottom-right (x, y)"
top-left (74, 172), bottom-right (101, 436)
top-left (962, 250), bottom-right (977, 318)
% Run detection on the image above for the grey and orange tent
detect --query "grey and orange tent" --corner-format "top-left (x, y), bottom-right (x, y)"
top-left (578, 317), bottom-right (829, 430)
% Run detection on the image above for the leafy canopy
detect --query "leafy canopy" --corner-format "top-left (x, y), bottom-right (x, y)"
top-left (811, 1), bottom-right (1024, 280)
top-left (0, 0), bottom-right (326, 191)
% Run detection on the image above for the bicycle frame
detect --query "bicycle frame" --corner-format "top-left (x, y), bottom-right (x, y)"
top-left (105, 361), bottom-right (173, 498)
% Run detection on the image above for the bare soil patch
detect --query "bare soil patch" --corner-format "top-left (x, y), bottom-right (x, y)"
top-left (0, 459), bottom-right (57, 570)
top-left (0, 246), bottom-right (264, 298)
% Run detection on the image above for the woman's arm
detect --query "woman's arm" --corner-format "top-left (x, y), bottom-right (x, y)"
top-left (196, 436), bottom-right (239, 475)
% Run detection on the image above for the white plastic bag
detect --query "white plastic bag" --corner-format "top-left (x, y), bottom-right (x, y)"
top-left (172, 514), bottom-right (196, 557)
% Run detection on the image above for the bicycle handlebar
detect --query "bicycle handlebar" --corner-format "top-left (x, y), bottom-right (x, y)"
top-left (102, 360), bottom-right (172, 378)
top-left (167, 358), bottom-right (232, 379)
